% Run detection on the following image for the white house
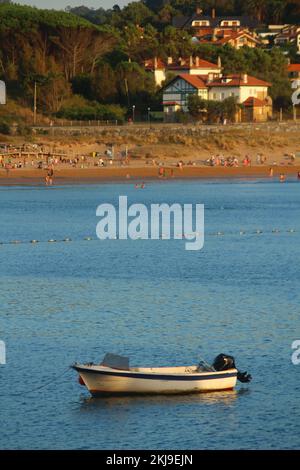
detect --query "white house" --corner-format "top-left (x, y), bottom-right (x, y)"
top-left (162, 73), bottom-right (272, 122)
top-left (162, 74), bottom-right (208, 118)
top-left (145, 56), bottom-right (221, 87)
top-left (207, 74), bottom-right (271, 103)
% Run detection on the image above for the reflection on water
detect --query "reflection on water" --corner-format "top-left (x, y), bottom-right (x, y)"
top-left (80, 389), bottom-right (242, 410)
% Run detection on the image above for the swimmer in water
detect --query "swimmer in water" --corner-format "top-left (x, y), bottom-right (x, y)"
top-left (279, 174), bottom-right (286, 183)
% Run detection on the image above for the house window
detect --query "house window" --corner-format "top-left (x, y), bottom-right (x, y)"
top-left (192, 20), bottom-right (210, 27)
top-left (221, 92), bottom-right (225, 100)
top-left (213, 93), bottom-right (217, 100)
top-left (221, 20), bottom-right (240, 27)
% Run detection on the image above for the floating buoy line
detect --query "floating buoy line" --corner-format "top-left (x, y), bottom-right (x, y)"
top-left (0, 229), bottom-right (297, 247)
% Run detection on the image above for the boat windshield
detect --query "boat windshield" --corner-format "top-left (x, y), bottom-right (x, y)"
top-left (197, 360), bottom-right (215, 372)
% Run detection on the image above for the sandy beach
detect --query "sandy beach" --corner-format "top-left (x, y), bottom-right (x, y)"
top-left (1, 165), bottom-right (300, 185)
top-left (1, 122), bottom-right (300, 184)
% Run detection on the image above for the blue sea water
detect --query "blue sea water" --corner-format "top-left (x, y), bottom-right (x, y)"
top-left (0, 178), bottom-right (300, 450)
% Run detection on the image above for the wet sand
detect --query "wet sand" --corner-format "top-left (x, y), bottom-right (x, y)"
top-left (0, 165), bottom-right (299, 185)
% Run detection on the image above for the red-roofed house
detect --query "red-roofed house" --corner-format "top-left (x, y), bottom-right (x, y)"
top-left (242, 97), bottom-right (273, 122)
top-left (208, 74), bottom-right (271, 103)
top-left (162, 73), bottom-right (208, 119)
top-left (162, 72), bottom-right (272, 122)
top-left (209, 30), bottom-right (261, 49)
top-left (288, 63), bottom-right (300, 82)
top-left (144, 56), bottom-right (221, 86)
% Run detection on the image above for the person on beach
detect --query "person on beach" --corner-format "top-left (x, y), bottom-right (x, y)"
top-left (269, 168), bottom-right (274, 177)
top-left (297, 171), bottom-right (300, 180)
top-left (158, 167), bottom-right (165, 178)
top-left (46, 166), bottom-right (54, 185)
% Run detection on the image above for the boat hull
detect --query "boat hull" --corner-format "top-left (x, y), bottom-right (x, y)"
top-left (73, 365), bottom-right (237, 396)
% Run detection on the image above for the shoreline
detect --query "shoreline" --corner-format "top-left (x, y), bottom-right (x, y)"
top-left (0, 165), bottom-right (299, 185)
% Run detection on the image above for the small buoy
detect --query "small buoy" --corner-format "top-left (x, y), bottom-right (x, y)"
top-left (63, 238), bottom-right (71, 242)
top-left (217, 232), bottom-right (224, 236)
top-left (84, 237), bottom-right (92, 241)
top-left (255, 230), bottom-right (262, 234)
top-left (11, 240), bottom-right (21, 244)
top-left (287, 229), bottom-right (295, 233)
top-left (272, 229), bottom-right (280, 233)
top-left (31, 240), bottom-right (39, 244)
top-left (239, 231), bottom-right (245, 235)
top-left (48, 239), bottom-right (56, 243)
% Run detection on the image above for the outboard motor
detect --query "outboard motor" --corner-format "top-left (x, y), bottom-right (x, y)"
top-left (213, 354), bottom-right (252, 383)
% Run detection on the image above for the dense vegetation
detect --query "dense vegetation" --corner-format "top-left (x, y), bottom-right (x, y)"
top-left (0, 1), bottom-right (299, 124)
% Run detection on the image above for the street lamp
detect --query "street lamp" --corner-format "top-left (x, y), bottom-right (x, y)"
top-left (132, 105), bottom-right (135, 123)
top-left (148, 107), bottom-right (151, 127)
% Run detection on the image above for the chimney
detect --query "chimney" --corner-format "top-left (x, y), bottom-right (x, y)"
top-left (243, 73), bottom-right (248, 84)
top-left (196, 7), bottom-right (202, 15)
top-left (212, 8), bottom-right (216, 19)
top-left (195, 56), bottom-right (200, 67)
top-left (208, 72), bottom-right (214, 83)
top-left (189, 56), bottom-right (193, 67)
top-left (167, 56), bottom-right (173, 65)
top-left (217, 56), bottom-right (222, 69)
top-left (154, 57), bottom-right (158, 69)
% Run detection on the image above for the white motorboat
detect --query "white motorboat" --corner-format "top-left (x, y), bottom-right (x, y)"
top-left (72, 353), bottom-right (251, 397)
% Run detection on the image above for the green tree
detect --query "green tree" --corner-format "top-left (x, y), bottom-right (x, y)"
top-left (92, 62), bottom-right (118, 103)
top-left (159, 26), bottom-right (193, 57)
top-left (116, 61), bottom-right (157, 111)
top-left (122, 1), bottom-right (154, 25)
top-left (121, 23), bottom-right (159, 61)
top-left (187, 94), bottom-right (207, 120)
top-left (243, 0), bottom-right (268, 22)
